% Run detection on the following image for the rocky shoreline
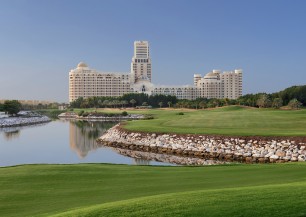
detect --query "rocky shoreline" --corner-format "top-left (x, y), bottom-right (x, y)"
top-left (58, 112), bottom-right (146, 121)
top-left (98, 124), bottom-right (306, 163)
top-left (0, 116), bottom-right (51, 128)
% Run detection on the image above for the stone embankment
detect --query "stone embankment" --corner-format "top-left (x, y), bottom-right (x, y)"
top-left (0, 116), bottom-right (51, 128)
top-left (98, 124), bottom-right (306, 163)
top-left (58, 112), bottom-right (145, 121)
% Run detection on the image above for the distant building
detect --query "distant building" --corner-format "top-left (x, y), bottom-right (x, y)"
top-left (69, 63), bottom-right (131, 102)
top-left (69, 41), bottom-right (242, 102)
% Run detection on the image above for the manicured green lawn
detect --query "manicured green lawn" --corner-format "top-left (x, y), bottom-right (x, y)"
top-left (122, 106), bottom-right (306, 136)
top-left (1, 163), bottom-right (306, 217)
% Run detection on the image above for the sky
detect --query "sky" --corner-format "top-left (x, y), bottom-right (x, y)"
top-left (0, 0), bottom-right (305, 102)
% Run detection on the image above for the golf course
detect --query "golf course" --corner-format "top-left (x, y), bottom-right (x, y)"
top-left (1, 163), bottom-right (306, 217)
top-left (121, 106), bottom-right (306, 136)
top-left (1, 106), bottom-right (306, 216)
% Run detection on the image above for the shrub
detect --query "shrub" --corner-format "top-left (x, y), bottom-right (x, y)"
top-left (121, 111), bottom-right (128, 116)
top-left (288, 98), bottom-right (302, 110)
top-left (82, 112), bottom-right (89, 117)
top-left (78, 110), bottom-right (84, 116)
top-left (177, 112), bottom-right (184, 115)
top-left (143, 114), bottom-right (154, 119)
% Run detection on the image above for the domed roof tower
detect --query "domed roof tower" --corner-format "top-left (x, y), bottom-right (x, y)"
top-left (77, 62), bottom-right (88, 68)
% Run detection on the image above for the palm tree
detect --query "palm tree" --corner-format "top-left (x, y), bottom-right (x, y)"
top-left (123, 100), bottom-right (128, 108)
top-left (199, 101), bottom-right (207, 109)
top-left (130, 99), bottom-right (136, 107)
top-left (167, 101), bottom-right (172, 108)
top-left (120, 100), bottom-right (128, 108)
top-left (112, 100), bottom-right (120, 108)
top-left (158, 102), bottom-right (163, 108)
top-left (102, 100), bottom-right (110, 108)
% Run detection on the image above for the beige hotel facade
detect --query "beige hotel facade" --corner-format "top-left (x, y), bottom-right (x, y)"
top-left (69, 41), bottom-right (242, 102)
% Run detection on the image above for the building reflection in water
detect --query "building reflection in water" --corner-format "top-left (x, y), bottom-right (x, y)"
top-left (4, 130), bottom-right (20, 141)
top-left (0, 123), bottom-right (48, 141)
top-left (69, 120), bottom-right (116, 158)
top-left (133, 158), bottom-right (150, 165)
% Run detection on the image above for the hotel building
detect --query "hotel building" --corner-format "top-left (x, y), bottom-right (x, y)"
top-left (69, 41), bottom-right (242, 102)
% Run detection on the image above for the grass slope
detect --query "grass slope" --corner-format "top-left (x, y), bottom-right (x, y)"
top-left (51, 183), bottom-right (306, 217)
top-left (121, 106), bottom-right (306, 136)
top-left (1, 163), bottom-right (306, 217)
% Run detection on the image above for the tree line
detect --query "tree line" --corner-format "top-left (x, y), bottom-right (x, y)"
top-left (70, 85), bottom-right (306, 110)
top-left (69, 93), bottom-right (178, 108)
top-left (0, 100), bottom-right (67, 116)
top-left (2, 85), bottom-right (304, 114)
top-left (0, 100), bottom-right (22, 116)
top-left (237, 85), bottom-right (306, 109)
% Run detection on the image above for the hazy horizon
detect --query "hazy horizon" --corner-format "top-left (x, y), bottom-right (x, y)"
top-left (0, 0), bottom-right (306, 102)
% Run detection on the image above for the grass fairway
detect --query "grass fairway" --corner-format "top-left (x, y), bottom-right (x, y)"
top-left (121, 106), bottom-right (306, 136)
top-left (1, 163), bottom-right (306, 217)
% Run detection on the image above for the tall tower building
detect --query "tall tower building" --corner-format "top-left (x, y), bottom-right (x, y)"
top-left (220, 69), bottom-right (243, 99)
top-left (131, 41), bottom-right (152, 83)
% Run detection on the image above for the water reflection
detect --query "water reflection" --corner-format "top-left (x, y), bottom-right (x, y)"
top-left (0, 120), bottom-right (174, 167)
top-left (133, 158), bottom-right (150, 165)
top-left (69, 120), bottom-right (117, 158)
top-left (4, 130), bottom-right (20, 140)
top-left (110, 147), bottom-right (230, 166)
top-left (0, 123), bottom-right (48, 140)
top-left (1, 120), bottom-right (230, 166)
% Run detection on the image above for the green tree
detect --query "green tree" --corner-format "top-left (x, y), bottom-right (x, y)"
top-left (199, 101), bottom-right (207, 109)
top-left (288, 98), bottom-right (302, 110)
top-left (70, 97), bottom-right (84, 108)
top-left (279, 85), bottom-right (306, 106)
top-left (212, 99), bottom-right (221, 107)
top-left (272, 98), bottom-right (283, 109)
top-left (207, 102), bottom-right (213, 108)
top-left (256, 94), bottom-right (271, 108)
top-left (3, 100), bottom-right (22, 116)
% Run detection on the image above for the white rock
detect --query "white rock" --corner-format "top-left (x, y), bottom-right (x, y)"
top-left (270, 155), bottom-right (279, 160)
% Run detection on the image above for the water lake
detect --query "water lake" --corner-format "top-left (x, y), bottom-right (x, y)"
top-left (0, 120), bottom-right (175, 167)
